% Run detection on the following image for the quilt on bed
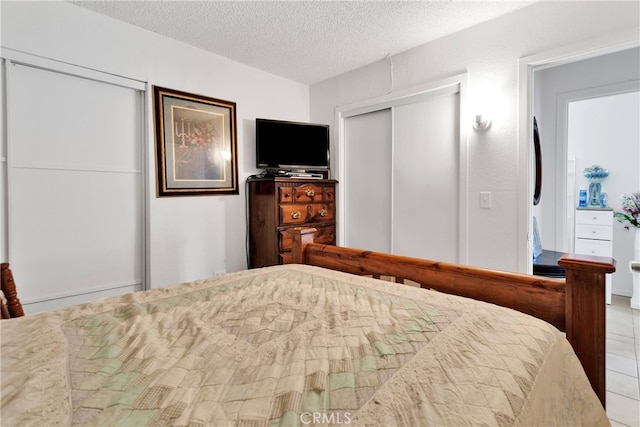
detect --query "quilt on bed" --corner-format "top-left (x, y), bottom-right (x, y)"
top-left (1, 264), bottom-right (607, 426)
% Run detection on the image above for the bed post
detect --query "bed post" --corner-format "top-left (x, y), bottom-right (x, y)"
top-left (558, 254), bottom-right (615, 408)
top-left (1, 263), bottom-right (25, 318)
top-left (289, 227), bottom-right (317, 264)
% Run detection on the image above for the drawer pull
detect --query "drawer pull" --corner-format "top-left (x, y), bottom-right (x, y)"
top-left (319, 209), bottom-right (328, 217)
top-left (305, 189), bottom-right (315, 197)
top-left (291, 211), bottom-right (302, 219)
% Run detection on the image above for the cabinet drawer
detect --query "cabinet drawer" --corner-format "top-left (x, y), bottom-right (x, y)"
top-left (279, 187), bottom-right (294, 203)
top-left (280, 204), bottom-right (309, 225)
top-left (575, 238), bottom-right (612, 256)
top-left (279, 225), bottom-right (335, 251)
top-left (309, 203), bottom-right (334, 223)
top-left (280, 203), bottom-right (334, 225)
top-left (576, 210), bottom-right (613, 226)
top-left (575, 224), bottom-right (613, 240)
top-left (294, 184), bottom-right (323, 202)
top-left (280, 252), bottom-right (293, 265)
top-left (315, 226), bottom-right (336, 244)
top-left (323, 187), bottom-right (335, 202)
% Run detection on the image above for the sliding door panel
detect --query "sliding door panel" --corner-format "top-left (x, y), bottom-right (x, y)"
top-left (7, 62), bottom-right (143, 311)
top-left (392, 93), bottom-right (459, 262)
top-left (343, 109), bottom-right (392, 252)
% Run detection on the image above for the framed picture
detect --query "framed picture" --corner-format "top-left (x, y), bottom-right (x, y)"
top-left (153, 86), bottom-right (238, 196)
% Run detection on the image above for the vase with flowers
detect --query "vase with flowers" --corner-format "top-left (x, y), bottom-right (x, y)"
top-left (614, 192), bottom-right (640, 262)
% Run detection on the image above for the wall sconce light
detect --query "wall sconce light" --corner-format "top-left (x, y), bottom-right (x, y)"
top-left (473, 114), bottom-right (491, 131)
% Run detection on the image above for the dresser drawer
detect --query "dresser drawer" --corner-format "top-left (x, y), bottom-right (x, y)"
top-left (281, 183), bottom-right (333, 203)
top-left (309, 203), bottom-right (334, 223)
top-left (575, 210), bottom-right (613, 226)
top-left (575, 238), bottom-right (613, 256)
top-left (280, 204), bottom-right (310, 225)
top-left (279, 203), bottom-right (335, 225)
top-left (575, 224), bottom-right (613, 240)
top-left (323, 187), bottom-right (335, 202)
top-left (293, 184), bottom-right (324, 202)
top-left (280, 252), bottom-right (293, 264)
top-left (279, 187), bottom-right (294, 203)
top-left (279, 225), bottom-right (335, 251)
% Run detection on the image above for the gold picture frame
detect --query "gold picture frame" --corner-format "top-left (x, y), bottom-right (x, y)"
top-left (153, 86), bottom-right (238, 196)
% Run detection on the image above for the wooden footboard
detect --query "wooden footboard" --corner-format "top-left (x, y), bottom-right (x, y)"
top-left (288, 227), bottom-right (615, 407)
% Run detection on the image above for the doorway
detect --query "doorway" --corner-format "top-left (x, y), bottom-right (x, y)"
top-left (531, 48), bottom-right (639, 298)
top-left (517, 37), bottom-right (639, 274)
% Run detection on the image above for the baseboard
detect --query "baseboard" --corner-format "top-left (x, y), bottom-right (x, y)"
top-left (23, 283), bottom-right (143, 314)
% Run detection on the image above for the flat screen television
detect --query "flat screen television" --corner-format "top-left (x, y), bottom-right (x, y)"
top-left (256, 118), bottom-right (330, 171)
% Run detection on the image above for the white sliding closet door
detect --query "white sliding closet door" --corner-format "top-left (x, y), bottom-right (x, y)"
top-left (393, 93), bottom-right (460, 262)
top-left (339, 78), bottom-right (465, 264)
top-left (6, 60), bottom-right (144, 313)
top-left (343, 109), bottom-right (392, 252)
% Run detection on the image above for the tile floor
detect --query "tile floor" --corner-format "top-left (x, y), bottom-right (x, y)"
top-left (607, 295), bottom-right (640, 426)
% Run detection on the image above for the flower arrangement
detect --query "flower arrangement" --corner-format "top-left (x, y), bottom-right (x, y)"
top-left (613, 192), bottom-right (640, 229)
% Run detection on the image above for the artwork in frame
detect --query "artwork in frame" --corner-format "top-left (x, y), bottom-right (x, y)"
top-left (153, 86), bottom-right (238, 196)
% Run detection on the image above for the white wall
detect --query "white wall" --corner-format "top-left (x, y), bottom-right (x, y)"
top-left (310, 1), bottom-right (640, 272)
top-left (2, 2), bottom-right (638, 283)
top-left (0, 1), bottom-right (310, 288)
top-left (310, 2), bottom-right (640, 270)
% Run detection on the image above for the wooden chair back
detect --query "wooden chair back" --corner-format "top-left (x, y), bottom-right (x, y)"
top-left (1, 263), bottom-right (24, 318)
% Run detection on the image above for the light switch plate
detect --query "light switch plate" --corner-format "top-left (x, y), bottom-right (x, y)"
top-left (480, 191), bottom-right (492, 209)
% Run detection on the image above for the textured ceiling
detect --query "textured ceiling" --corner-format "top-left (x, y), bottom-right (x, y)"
top-left (69, 1), bottom-right (535, 84)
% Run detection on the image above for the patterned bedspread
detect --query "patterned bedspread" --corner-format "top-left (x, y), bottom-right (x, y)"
top-left (1, 264), bottom-right (608, 426)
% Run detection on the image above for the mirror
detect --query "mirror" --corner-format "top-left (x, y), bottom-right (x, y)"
top-left (533, 117), bottom-right (542, 206)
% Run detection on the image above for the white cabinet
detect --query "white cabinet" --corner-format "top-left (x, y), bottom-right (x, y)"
top-left (575, 208), bottom-right (613, 304)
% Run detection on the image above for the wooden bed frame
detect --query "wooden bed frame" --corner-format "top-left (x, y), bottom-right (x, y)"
top-left (288, 227), bottom-right (616, 408)
top-left (0, 263), bottom-right (24, 319)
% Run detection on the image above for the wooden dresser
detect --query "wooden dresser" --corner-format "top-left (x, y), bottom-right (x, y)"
top-left (248, 176), bottom-right (337, 267)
